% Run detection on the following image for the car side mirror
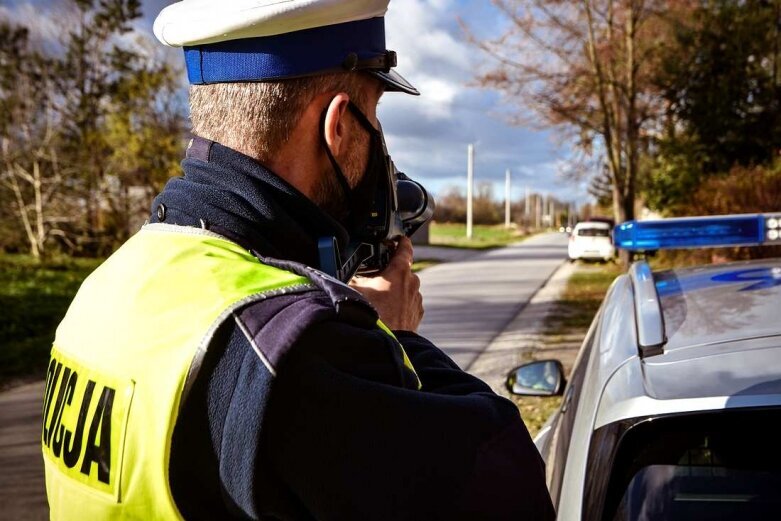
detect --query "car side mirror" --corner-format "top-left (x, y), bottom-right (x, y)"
top-left (505, 360), bottom-right (565, 397)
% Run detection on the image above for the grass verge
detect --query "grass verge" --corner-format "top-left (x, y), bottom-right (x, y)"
top-left (545, 262), bottom-right (624, 336)
top-left (511, 261), bottom-right (623, 437)
top-left (411, 258), bottom-right (442, 272)
top-left (515, 395), bottom-right (564, 438)
top-left (429, 222), bottom-right (528, 249)
top-left (0, 254), bottom-right (101, 389)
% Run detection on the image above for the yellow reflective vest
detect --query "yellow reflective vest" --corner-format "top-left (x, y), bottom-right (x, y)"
top-left (42, 223), bottom-right (415, 519)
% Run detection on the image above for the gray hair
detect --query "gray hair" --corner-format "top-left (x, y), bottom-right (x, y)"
top-left (189, 73), bottom-right (371, 163)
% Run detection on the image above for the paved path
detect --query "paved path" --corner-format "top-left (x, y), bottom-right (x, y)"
top-left (417, 233), bottom-right (569, 369)
top-left (413, 245), bottom-right (481, 263)
top-left (0, 381), bottom-right (47, 521)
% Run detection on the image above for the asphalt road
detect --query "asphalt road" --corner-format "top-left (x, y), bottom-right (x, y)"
top-left (417, 232), bottom-right (569, 370)
top-left (0, 380), bottom-right (47, 520)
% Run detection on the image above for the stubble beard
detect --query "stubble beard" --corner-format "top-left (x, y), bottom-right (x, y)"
top-left (313, 169), bottom-right (348, 221)
top-left (313, 129), bottom-right (369, 223)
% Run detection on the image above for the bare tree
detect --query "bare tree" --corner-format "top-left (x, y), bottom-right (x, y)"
top-left (467, 0), bottom-right (673, 259)
top-left (54, 0), bottom-right (144, 255)
top-left (0, 120), bottom-right (68, 258)
top-left (1, 2), bottom-right (187, 256)
top-left (0, 22), bottom-right (74, 257)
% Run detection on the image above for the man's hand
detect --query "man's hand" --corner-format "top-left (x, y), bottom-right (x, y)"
top-left (350, 237), bottom-right (424, 332)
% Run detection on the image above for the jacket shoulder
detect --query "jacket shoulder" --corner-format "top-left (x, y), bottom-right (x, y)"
top-left (234, 257), bottom-right (379, 375)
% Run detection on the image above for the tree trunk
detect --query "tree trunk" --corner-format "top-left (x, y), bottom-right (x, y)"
top-left (614, 183), bottom-right (635, 266)
top-left (33, 159), bottom-right (46, 257)
top-left (6, 164), bottom-right (40, 258)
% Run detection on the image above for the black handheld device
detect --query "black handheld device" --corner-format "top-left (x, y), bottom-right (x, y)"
top-left (318, 114), bottom-right (435, 282)
top-left (318, 160), bottom-right (435, 282)
top-left (354, 168), bottom-right (435, 275)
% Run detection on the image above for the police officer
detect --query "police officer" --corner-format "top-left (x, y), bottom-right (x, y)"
top-left (42, 0), bottom-right (555, 519)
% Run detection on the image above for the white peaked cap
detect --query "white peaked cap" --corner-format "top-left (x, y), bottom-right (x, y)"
top-left (154, 0), bottom-right (390, 47)
top-left (151, 0), bottom-right (418, 94)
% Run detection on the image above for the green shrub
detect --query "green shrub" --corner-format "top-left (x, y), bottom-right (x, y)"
top-left (0, 255), bottom-right (101, 387)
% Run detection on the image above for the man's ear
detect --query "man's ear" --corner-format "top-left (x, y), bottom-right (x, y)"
top-left (323, 92), bottom-right (350, 158)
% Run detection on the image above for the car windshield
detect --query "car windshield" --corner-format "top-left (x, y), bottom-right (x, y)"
top-left (576, 227), bottom-right (610, 237)
top-left (605, 409), bottom-right (781, 521)
top-left (613, 464), bottom-right (781, 520)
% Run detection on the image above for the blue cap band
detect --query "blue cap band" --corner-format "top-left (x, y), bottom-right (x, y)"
top-left (184, 17), bottom-right (386, 84)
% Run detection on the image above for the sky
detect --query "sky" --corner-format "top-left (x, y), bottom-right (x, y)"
top-left (3, 0), bottom-right (592, 204)
top-left (379, 0), bottom-right (588, 204)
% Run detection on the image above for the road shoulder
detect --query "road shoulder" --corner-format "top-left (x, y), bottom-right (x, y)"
top-left (0, 380), bottom-right (47, 520)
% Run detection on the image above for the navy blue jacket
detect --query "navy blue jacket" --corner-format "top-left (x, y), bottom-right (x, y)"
top-left (151, 138), bottom-right (555, 520)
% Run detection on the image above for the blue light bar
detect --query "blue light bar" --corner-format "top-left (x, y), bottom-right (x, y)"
top-left (614, 213), bottom-right (781, 251)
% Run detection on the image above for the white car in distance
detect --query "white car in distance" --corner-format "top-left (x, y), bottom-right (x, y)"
top-left (568, 221), bottom-right (615, 262)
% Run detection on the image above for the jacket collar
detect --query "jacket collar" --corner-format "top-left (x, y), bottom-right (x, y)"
top-left (150, 137), bottom-right (349, 269)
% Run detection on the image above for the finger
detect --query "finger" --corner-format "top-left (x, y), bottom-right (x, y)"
top-left (413, 289), bottom-right (422, 307)
top-left (397, 236), bottom-right (413, 255)
top-left (411, 273), bottom-right (421, 292)
top-left (348, 275), bottom-right (369, 287)
top-left (391, 237), bottom-right (414, 268)
top-left (415, 292), bottom-right (424, 319)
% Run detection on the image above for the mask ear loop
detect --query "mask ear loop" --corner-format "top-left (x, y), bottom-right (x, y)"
top-left (320, 107), bottom-right (354, 210)
top-left (346, 101), bottom-right (397, 214)
top-left (346, 101), bottom-right (379, 134)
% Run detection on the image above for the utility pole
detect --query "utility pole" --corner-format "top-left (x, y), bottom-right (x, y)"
top-left (466, 144), bottom-right (474, 239)
top-left (524, 186), bottom-right (530, 227)
top-left (549, 198), bottom-right (555, 229)
top-left (504, 169), bottom-right (511, 228)
top-left (535, 194), bottom-right (541, 229)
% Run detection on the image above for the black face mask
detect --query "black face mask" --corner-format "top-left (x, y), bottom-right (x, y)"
top-left (316, 101), bottom-right (436, 281)
top-left (321, 100), bottom-right (387, 233)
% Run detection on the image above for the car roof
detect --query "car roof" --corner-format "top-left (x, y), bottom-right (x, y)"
top-left (574, 221), bottom-right (610, 229)
top-left (591, 259), bottom-right (781, 430)
top-left (655, 258), bottom-right (781, 349)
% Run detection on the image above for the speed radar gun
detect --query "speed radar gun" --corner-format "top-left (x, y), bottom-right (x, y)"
top-left (318, 159), bottom-right (435, 282)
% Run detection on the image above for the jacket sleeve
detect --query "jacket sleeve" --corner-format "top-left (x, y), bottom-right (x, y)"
top-left (261, 321), bottom-right (555, 520)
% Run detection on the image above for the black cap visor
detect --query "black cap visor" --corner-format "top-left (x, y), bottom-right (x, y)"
top-left (367, 69), bottom-right (419, 96)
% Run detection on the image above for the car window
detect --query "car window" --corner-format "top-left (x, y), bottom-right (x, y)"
top-left (548, 323), bottom-right (597, 508)
top-left (600, 408), bottom-right (781, 521)
top-left (613, 464), bottom-right (781, 520)
top-left (576, 228), bottom-right (610, 237)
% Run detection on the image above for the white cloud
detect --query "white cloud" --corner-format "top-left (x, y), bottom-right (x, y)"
top-left (376, 0), bottom-right (587, 203)
top-left (387, 0), bottom-right (473, 78)
top-left (0, 2), bottom-right (67, 51)
top-left (381, 0), bottom-right (473, 121)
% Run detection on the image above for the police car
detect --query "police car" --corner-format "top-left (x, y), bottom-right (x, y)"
top-left (506, 213), bottom-right (781, 520)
